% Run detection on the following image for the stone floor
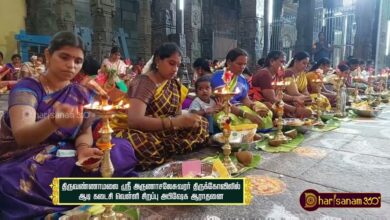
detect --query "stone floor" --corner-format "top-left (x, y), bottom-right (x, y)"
top-left (138, 105), bottom-right (390, 219)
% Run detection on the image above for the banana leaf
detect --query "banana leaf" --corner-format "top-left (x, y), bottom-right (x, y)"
top-left (255, 133), bottom-right (304, 153)
top-left (202, 153), bottom-right (262, 177)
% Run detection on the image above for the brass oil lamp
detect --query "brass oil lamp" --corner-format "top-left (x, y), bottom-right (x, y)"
top-left (213, 68), bottom-right (239, 175)
top-left (270, 80), bottom-right (291, 145)
top-left (311, 78), bottom-right (325, 127)
top-left (84, 97), bottom-right (130, 220)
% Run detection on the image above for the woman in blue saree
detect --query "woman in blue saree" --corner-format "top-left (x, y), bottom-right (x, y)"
top-left (0, 32), bottom-right (138, 219)
top-left (210, 48), bottom-right (273, 130)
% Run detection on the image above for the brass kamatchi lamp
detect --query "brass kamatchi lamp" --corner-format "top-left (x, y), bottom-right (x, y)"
top-left (213, 68), bottom-right (239, 175)
top-left (352, 76), bottom-right (362, 103)
top-left (214, 87), bottom-right (239, 175)
top-left (84, 97), bottom-right (130, 220)
top-left (311, 78), bottom-right (325, 127)
top-left (380, 72), bottom-right (388, 92)
top-left (334, 76), bottom-right (345, 117)
top-left (270, 80), bottom-right (291, 144)
top-left (366, 75), bottom-right (377, 104)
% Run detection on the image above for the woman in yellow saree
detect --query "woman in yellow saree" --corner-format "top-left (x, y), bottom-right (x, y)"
top-left (284, 52), bottom-right (331, 112)
top-left (306, 57), bottom-right (337, 106)
top-left (111, 43), bottom-right (208, 171)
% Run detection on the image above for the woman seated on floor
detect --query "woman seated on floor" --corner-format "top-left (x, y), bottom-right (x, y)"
top-left (0, 32), bottom-right (138, 219)
top-left (306, 57), bottom-right (337, 107)
top-left (284, 52), bottom-right (331, 112)
top-left (251, 50), bottom-right (312, 118)
top-left (210, 48), bottom-right (273, 130)
top-left (324, 64), bottom-right (352, 92)
top-left (112, 42), bottom-right (209, 171)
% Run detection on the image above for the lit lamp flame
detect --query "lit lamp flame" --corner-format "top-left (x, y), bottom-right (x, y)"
top-left (221, 87), bottom-right (229, 94)
top-left (312, 78), bottom-right (323, 83)
top-left (272, 80), bottom-right (290, 87)
top-left (102, 105), bottom-right (113, 111)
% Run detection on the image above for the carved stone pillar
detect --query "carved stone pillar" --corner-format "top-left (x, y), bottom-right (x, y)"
top-left (26, 0), bottom-right (59, 35)
top-left (169, 0), bottom-right (190, 86)
top-left (151, 0), bottom-right (176, 53)
top-left (137, 0), bottom-right (152, 59)
top-left (56, 0), bottom-right (76, 32)
top-left (91, 0), bottom-right (116, 62)
top-left (200, 0), bottom-right (241, 61)
top-left (184, 0), bottom-right (202, 66)
top-left (239, 0), bottom-right (263, 70)
top-left (200, 0), bottom-right (213, 59)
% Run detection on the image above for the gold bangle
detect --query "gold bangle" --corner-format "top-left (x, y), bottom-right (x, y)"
top-left (76, 143), bottom-right (90, 149)
top-left (161, 118), bottom-right (166, 130)
top-left (168, 117), bottom-right (174, 130)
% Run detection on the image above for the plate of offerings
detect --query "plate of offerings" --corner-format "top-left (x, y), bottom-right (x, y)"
top-left (350, 102), bottom-right (380, 117)
top-left (282, 118), bottom-right (314, 133)
top-left (351, 108), bottom-right (380, 117)
top-left (282, 118), bottom-right (305, 127)
top-left (152, 161), bottom-right (219, 178)
top-left (212, 133), bottom-right (263, 151)
top-left (381, 92), bottom-right (390, 99)
top-left (321, 111), bottom-right (335, 121)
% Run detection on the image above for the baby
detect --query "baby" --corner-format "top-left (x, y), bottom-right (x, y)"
top-left (189, 76), bottom-right (222, 133)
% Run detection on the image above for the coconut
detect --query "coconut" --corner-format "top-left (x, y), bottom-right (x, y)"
top-left (284, 129), bottom-right (297, 139)
top-left (235, 151), bottom-right (253, 166)
top-left (268, 139), bottom-right (284, 146)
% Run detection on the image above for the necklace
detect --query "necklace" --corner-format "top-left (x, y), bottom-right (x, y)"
top-left (40, 74), bottom-right (70, 94)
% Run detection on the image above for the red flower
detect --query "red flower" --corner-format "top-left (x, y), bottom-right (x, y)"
top-left (222, 69), bottom-right (233, 84)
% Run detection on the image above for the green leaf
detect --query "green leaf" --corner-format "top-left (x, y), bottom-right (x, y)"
top-left (255, 133), bottom-right (304, 153)
top-left (202, 153), bottom-right (262, 177)
top-left (311, 118), bottom-right (341, 132)
top-left (113, 206), bottom-right (139, 220)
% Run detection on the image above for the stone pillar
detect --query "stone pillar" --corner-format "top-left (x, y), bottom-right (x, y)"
top-left (137, 0), bottom-right (152, 59)
top-left (56, 0), bottom-right (76, 32)
top-left (26, 0), bottom-right (75, 35)
top-left (200, 0), bottom-right (213, 59)
top-left (374, 0), bottom-right (390, 71)
top-left (239, 0), bottom-right (263, 70)
top-left (90, 0), bottom-right (116, 62)
top-left (151, 0), bottom-right (176, 52)
top-left (184, 0), bottom-right (202, 66)
top-left (171, 0), bottom-right (186, 58)
top-left (169, 0), bottom-right (190, 86)
top-left (295, 0), bottom-right (315, 53)
top-left (353, 0), bottom-right (377, 61)
top-left (200, 0), bottom-right (241, 61)
top-left (25, 0), bottom-right (59, 35)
